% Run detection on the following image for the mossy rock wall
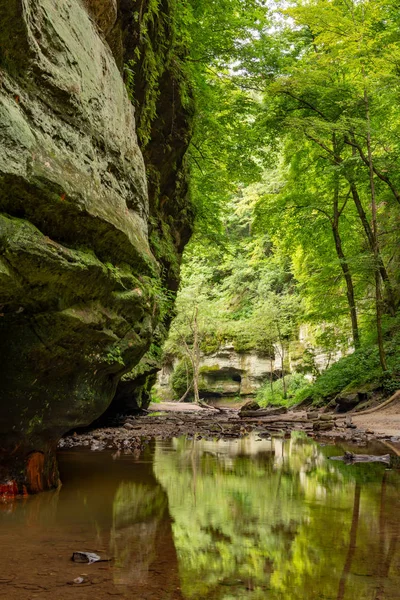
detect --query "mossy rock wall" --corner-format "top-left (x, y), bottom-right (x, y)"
top-left (0, 0), bottom-right (193, 493)
top-left (106, 0), bottom-right (195, 414)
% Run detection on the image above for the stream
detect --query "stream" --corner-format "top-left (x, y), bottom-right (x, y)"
top-left (1, 433), bottom-right (400, 599)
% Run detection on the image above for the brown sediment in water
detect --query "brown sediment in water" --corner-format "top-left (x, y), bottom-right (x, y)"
top-left (0, 449), bottom-right (183, 600)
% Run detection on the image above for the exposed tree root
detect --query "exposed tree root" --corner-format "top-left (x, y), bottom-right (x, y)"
top-left (354, 390), bottom-right (400, 416)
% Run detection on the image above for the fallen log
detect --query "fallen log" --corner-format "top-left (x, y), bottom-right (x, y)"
top-left (239, 407), bottom-right (288, 418)
top-left (330, 452), bottom-right (391, 465)
top-left (241, 416), bottom-right (309, 424)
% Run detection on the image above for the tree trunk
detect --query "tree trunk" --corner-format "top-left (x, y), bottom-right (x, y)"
top-left (276, 323), bottom-right (287, 400)
top-left (375, 269), bottom-right (387, 371)
top-left (346, 134), bottom-right (400, 206)
top-left (348, 164), bottom-right (396, 317)
top-left (364, 87), bottom-right (388, 371)
top-left (331, 223), bottom-right (360, 347)
top-left (331, 164), bottom-right (360, 347)
top-left (192, 306), bottom-right (201, 404)
top-left (270, 355), bottom-right (274, 398)
top-left (281, 353), bottom-right (287, 399)
top-left (192, 376), bottom-right (200, 404)
top-left (178, 382), bottom-right (193, 403)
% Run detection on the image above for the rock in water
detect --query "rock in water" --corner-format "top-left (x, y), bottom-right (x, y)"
top-left (72, 552), bottom-right (101, 564)
top-left (240, 401), bottom-right (261, 413)
top-left (330, 453), bottom-right (391, 465)
top-left (0, 1), bottom-right (192, 494)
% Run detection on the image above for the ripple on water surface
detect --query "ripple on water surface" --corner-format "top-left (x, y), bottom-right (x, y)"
top-left (1, 433), bottom-right (400, 600)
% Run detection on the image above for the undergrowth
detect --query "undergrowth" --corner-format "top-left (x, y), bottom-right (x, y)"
top-left (257, 373), bottom-right (309, 408)
top-left (258, 325), bottom-right (400, 407)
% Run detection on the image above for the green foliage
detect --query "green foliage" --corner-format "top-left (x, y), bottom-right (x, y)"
top-left (257, 373), bottom-right (309, 408)
top-left (124, 0), bottom-right (191, 147)
top-left (158, 0), bottom-right (400, 403)
top-left (171, 358), bottom-right (193, 399)
top-left (295, 330), bottom-right (400, 405)
top-left (124, 0), bottom-right (267, 232)
top-left (181, 0), bottom-right (270, 238)
top-left (252, 0), bottom-right (400, 355)
top-left (105, 346), bottom-right (125, 366)
top-left (150, 387), bottom-right (162, 403)
top-left (296, 347), bottom-right (381, 405)
top-left (141, 274), bottom-right (176, 324)
top-left (165, 189), bottom-right (302, 361)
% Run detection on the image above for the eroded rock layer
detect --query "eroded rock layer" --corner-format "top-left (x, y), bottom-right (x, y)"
top-left (0, 0), bottom-right (192, 493)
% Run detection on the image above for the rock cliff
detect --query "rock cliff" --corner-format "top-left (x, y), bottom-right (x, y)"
top-left (108, 0), bottom-right (195, 414)
top-left (157, 346), bottom-right (280, 402)
top-left (0, 0), bottom-right (193, 494)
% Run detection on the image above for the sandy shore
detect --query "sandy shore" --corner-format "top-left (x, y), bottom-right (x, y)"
top-left (353, 402), bottom-right (400, 438)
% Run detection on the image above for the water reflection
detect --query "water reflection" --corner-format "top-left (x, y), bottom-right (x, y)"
top-left (0, 435), bottom-right (399, 600)
top-left (153, 434), bottom-right (400, 600)
top-left (111, 482), bottom-right (182, 598)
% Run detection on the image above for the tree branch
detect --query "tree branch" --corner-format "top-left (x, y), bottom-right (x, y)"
top-left (345, 136), bottom-right (400, 205)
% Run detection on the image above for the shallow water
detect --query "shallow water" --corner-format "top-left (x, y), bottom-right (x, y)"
top-left (1, 434), bottom-right (400, 599)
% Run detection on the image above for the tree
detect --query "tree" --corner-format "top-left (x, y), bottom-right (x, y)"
top-left (251, 0), bottom-right (400, 367)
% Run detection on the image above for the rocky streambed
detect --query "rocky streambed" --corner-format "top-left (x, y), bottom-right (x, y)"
top-left (59, 402), bottom-right (400, 455)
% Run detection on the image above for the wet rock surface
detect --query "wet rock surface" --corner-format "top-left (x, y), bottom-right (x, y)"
top-left (60, 408), bottom-right (246, 454)
top-left (0, 0), bottom-right (153, 493)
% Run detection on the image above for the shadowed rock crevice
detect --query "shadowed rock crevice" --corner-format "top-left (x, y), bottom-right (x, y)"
top-left (105, 0), bottom-right (195, 415)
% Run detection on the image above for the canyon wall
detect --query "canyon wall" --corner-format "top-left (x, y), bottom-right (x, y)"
top-left (0, 0), bottom-right (193, 494)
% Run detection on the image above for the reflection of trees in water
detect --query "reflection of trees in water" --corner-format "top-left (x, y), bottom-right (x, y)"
top-left (154, 436), bottom-right (400, 600)
top-left (337, 482), bottom-right (361, 600)
top-left (112, 484), bottom-right (165, 586)
top-left (372, 471), bottom-right (399, 600)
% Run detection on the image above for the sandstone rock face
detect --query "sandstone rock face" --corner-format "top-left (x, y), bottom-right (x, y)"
top-left (83, 0), bottom-right (118, 35)
top-left (156, 345), bottom-right (278, 402)
top-left (198, 346), bottom-right (278, 398)
top-left (289, 324), bottom-right (348, 377)
top-left (0, 0), bottom-right (188, 494)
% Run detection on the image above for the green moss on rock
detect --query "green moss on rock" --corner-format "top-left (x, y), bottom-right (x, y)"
top-left (0, 0), bottom-right (193, 494)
